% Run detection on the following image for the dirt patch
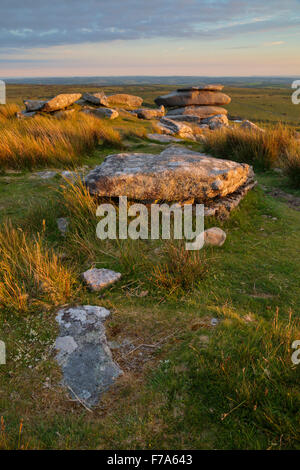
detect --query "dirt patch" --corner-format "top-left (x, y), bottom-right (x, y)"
top-left (262, 186), bottom-right (300, 211)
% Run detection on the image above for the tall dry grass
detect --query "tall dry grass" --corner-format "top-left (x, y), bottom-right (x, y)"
top-left (203, 124), bottom-right (299, 170)
top-left (0, 109), bottom-right (122, 169)
top-left (0, 222), bottom-right (77, 312)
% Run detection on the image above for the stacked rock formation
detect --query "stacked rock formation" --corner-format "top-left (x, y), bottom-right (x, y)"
top-left (85, 145), bottom-right (256, 217)
top-left (155, 84), bottom-right (231, 126)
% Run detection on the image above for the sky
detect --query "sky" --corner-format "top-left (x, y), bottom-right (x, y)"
top-left (0, 0), bottom-right (300, 77)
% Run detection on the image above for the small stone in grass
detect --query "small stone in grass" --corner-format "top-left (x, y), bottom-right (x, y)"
top-left (81, 268), bottom-right (122, 291)
top-left (204, 227), bottom-right (226, 247)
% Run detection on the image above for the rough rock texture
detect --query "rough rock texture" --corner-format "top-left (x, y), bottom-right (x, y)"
top-left (16, 111), bottom-right (37, 119)
top-left (147, 133), bottom-right (181, 143)
top-left (177, 84), bottom-right (224, 92)
top-left (82, 268), bottom-right (122, 291)
top-left (241, 120), bottom-right (265, 132)
top-left (106, 94), bottom-right (143, 108)
top-left (204, 227), bottom-right (226, 246)
top-left (204, 177), bottom-right (257, 218)
top-left (137, 105), bottom-right (165, 120)
top-left (82, 92), bottom-right (108, 106)
top-left (201, 114), bottom-right (229, 130)
top-left (24, 99), bottom-right (46, 112)
top-left (41, 93), bottom-right (82, 112)
top-left (85, 145), bottom-right (255, 202)
top-left (61, 170), bottom-right (81, 183)
top-left (55, 305), bottom-right (122, 407)
top-left (155, 91), bottom-right (231, 107)
top-left (83, 107), bottom-right (119, 120)
top-left (35, 171), bottom-right (57, 179)
top-left (164, 114), bottom-right (203, 123)
top-left (167, 105), bottom-right (228, 118)
top-left (158, 118), bottom-right (195, 140)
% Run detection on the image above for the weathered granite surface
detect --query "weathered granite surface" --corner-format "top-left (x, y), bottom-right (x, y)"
top-left (55, 305), bottom-right (122, 407)
top-left (155, 90), bottom-right (231, 107)
top-left (41, 94), bottom-right (82, 112)
top-left (83, 107), bottom-right (119, 119)
top-left (167, 105), bottom-right (228, 118)
top-left (106, 94), bottom-right (143, 108)
top-left (158, 118), bottom-right (195, 140)
top-left (85, 145), bottom-right (255, 202)
top-left (82, 268), bottom-right (122, 291)
top-left (177, 84), bottom-right (224, 92)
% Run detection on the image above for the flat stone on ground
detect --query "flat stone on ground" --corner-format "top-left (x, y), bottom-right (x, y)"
top-left (82, 268), bottom-right (122, 291)
top-left (155, 91), bottom-right (231, 107)
top-left (147, 133), bottom-right (181, 143)
top-left (55, 305), bottom-right (122, 407)
top-left (41, 93), bottom-right (82, 112)
top-left (167, 105), bottom-right (228, 118)
top-left (177, 84), bottom-right (224, 92)
top-left (85, 145), bottom-right (254, 202)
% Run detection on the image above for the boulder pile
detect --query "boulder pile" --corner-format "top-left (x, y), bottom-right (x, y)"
top-left (18, 91), bottom-right (143, 119)
top-left (155, 84), bottom-right (231, 128)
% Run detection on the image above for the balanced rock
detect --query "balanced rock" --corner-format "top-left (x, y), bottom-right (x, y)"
top-left (55, 305), bottom-right (122, 407)
top-left (167, 105), bottom-right (227, 118)
top-left (24, 99), bottom-right (46, 112)
top-left (83, 107), bottom-right (119, 120)
top-left (41, 93), bottom-right (82, 112)
top-left (82, 92), bottom-right (108, 106)
top-left (177, 84), bottom-right (224, 92)
top-left (137, 105), bottom-right (165, 120)
top-left (106, 94), bottom-right (143, 108)
top-left (82, 268), bottom-right (122, 291)
top-left (85, 145), bottom-right (255, 203)
top-left (155, 90), bottom-right (231, 107)
top-left (158, 118), bottom-right (195, 140)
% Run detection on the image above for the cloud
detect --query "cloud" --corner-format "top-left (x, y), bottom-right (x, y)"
top-left (263, 40), bottom-right (285, 46)
top-left (0, 0), bottom-right (299, 49)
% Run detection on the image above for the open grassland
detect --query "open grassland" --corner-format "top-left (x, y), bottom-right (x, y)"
top-left (6, 83), bottom-right (300, 128)
top-left (0, 85), bottom-right (299, 449)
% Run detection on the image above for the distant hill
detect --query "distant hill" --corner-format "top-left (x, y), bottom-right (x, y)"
top-left (2, 76), bottom-right (297, 88)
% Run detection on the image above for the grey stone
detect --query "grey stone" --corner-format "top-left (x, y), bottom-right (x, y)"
top-left (61, 170), bottom-right (81, 183)
top-left (16, 111), bottom-right (37, 119)
top-left (55, 305), bottom-right (122, 406)
top-left (137, 106), bottom-right (165, 120)
top-left (177, 84), bottom-right (224, 92)
top-left (159, 118), bottom-right (195, 140)
top-left (85, 145), bottom-right (255, 202)
top-left (23, 99), bottom-right (46, 112)
top-left (57, 217), bottom-right (69, 235)
top-left (155, 90), bottom-right (231, 107)
top-left (82, 268), bottom-right (122, 291)
top-left (35, 171), bottom-right (57, 179)
top-left (201, 114), bottom-right (229, 130)
top-left (240, 120), bottom-right (265, 132)
top-left (167, 105), bottom-right (228, 119)
top-left (147, 133), bottom-right (181, 143)
top-left (82, 92), bottom-right (108, 106)
top-left (83, 107), bottom-right (119, 120)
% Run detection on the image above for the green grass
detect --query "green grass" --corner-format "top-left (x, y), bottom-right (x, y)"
top-left (0, 84), bottom-right (299, 450)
